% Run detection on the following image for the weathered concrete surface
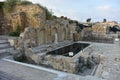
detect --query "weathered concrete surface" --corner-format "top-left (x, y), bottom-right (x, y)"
top-left (93, 42), bottom-right (120, 80)
top-left (79, 41), bottom-right (120, 80)
top-left (0, 60), bottom-right (57, 80)
top-left (0, 71), bottom-right (23, 80)
top-left (0, 40), bottom-right (120, 80)
top-left (0, 59), bottom-right (105, 80)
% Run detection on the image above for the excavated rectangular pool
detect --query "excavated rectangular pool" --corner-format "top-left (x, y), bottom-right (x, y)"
top-left (13, 42), bottom-right (99, 74)
top-left (47, 43), bottom-right (90, 57)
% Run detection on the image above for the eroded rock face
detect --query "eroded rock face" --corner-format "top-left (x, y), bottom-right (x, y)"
top-left (40, 55), bottom-right (79, 73)
top-left (11, 4), bottom-right (46, 31)
top-left (16, 27), bottom-right (38, 50)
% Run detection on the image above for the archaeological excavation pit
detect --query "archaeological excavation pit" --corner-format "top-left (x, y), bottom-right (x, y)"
top-left (47, 43), bottom-right (90, 57)
top-left (13, 42), bottom-right (100, 75)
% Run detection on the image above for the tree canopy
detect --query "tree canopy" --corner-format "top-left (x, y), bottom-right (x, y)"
top-left (4, 0), bottom-right (18, 12)
top-left (86, 18), bottom-right (91, 23)
top-left (45, 8), bottom-right (54, 20)
top-left (103, 18), bottom-right (107, 23)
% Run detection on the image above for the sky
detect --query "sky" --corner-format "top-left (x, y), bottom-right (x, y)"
top-left (28, 0), bottom-right (120, 23)
top-left (1, 0), bottom-right (120, 23)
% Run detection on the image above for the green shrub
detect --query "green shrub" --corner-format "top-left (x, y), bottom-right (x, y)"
top-left (33, 13), bottom-right (39, 17)
top-left (45, 8), bottom-right (54, 20)
top-left (76, 26), bottom-right (82, 33)
top-left (20, 1), bottom-right (33, 5)
top-left (64, 17), bottom-right (67, 20)
top-left (3, 0), bottom-right (18, 12)
top-left (69, 20), bottom-right (74, 24)
top-left (3, 0), bottom-right (33, 12)
top-left (61, 16), bottom-right (64, 19)
top-left (86, 18), bottom-right (91, 23)
top-left (9, 25), bottom-right (21, 37)
top-left (36, 3), bottom-right (44, 9)
top-left (37, 4), bottom-right (54, 20)
top-left (53, 15), bottom-right (57, 19)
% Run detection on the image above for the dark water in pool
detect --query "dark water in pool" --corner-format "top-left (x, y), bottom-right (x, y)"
top-left (47, 43), bottom-right (90, 57)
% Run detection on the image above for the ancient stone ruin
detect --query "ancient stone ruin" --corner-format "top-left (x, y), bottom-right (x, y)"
top-left (0, 0), bottom-right (119, 77)
top-left (0, 2), bottom-right (106, 74)
top-left (13, 38), bottom-right (101, 74)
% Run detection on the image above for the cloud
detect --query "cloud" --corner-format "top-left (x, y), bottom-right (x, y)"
top-left (28, 0), bottom-right (78, 19)
top-left (28, 0), bottom-right (118, 22)
top-left (96, 5), bottom-right (110, 11)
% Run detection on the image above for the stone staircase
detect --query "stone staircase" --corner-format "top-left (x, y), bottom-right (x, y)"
top-left (0, 36), bottom-right (14, 58)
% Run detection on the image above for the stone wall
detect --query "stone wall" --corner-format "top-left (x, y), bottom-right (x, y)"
top-left (82, 27), bottom-right (92, 41)
top-left (11, 12), bottom-right (28, 32)
top-left (16, 27), bottom-right (38, 52)
top-left (82, 22), bottom-right (118, 43)
top-left (45, 19), bottom-right (72, 44)
top-left (92, 22), bottom-right (120, 38)
top-left (0, 4), bottom-right (11, 35)
top-left (41, 55), bottom-right (80, 73)
top-left (5, 4), bottom-right (46, 32)
top-left (0, 5), bottom-right (4, 34)
top-left (92, 23), bottom-right (108, 37)
top-left (16, 19), bottom-right (76, 50)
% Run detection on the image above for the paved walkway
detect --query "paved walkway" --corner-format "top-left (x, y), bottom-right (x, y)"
top-left (0, 71), bottom-right (23, 80)
top-left (0, 60), bottom-right (57, 80)
top-left (92, 41), bottom-right (120, 80)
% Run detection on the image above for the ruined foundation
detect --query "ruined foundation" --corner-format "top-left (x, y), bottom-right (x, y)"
top-left (14, 42), bottom-right (100, 74)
